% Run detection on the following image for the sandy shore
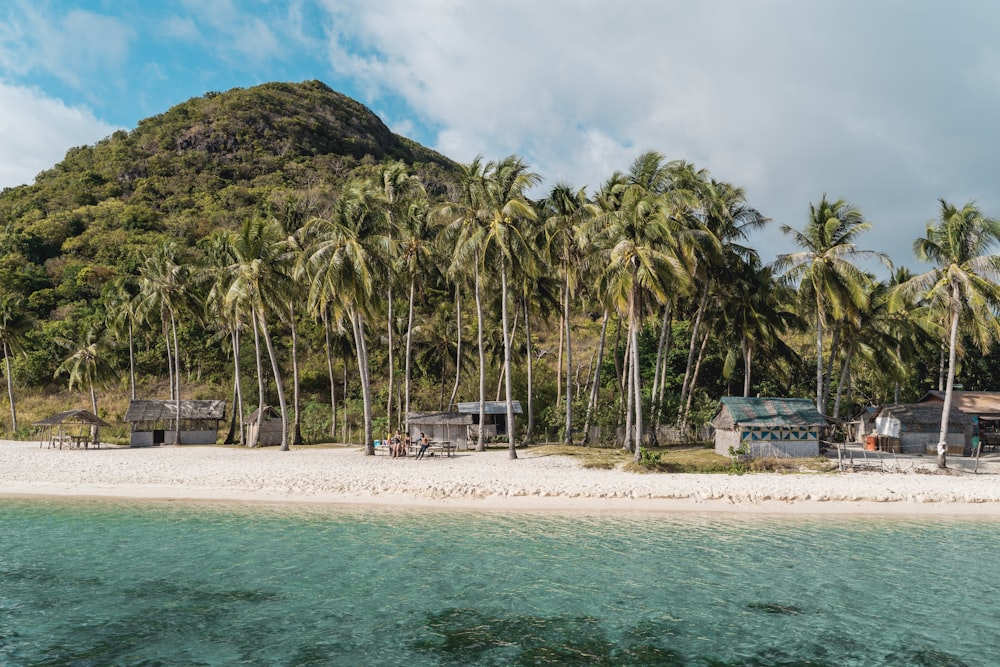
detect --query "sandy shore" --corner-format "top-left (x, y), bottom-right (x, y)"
top-left (2, 439), bottom-right (1000, 515)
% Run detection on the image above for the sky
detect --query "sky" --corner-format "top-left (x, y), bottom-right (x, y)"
top-left (2, 0), bottom-right (1000, 271)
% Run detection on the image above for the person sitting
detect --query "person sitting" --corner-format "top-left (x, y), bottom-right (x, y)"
top-left (416, 432), bottom-right (431, 460)
top-left (390, 431), bottom-right (404, 458)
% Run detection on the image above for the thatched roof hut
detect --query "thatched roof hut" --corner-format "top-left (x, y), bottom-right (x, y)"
top-left (244, 405), bottom-right (284, 446)
top-left (407, 411), bottom-right (474, 450)
top-left (872, 403), bottom-right (972, 454)
top-left (34, 409), bottom-right (111, 448)
top-left (124, 399), bottom-right (225, 446)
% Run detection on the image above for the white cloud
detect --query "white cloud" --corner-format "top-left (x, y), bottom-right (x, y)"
top-left (0, 83), bottom-right (119, 189)
top-left (315, 0), bottom-right (1000, 268)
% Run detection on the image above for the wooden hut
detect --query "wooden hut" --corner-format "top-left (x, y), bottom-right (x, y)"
top-left (124, 399), bottom-right (225, 447)
top-left (872, 403), bottom-right (972, 455)
top-left (34, 409), bottom-right (112, 448)
top-left (456, 401), bottom-right (522, 442)
top-left (244, 406), bottom-right (284, 446)
top-left (407, 411), bottom-right (475, 450)
top-left (712, 397), bottom-right (826, 458)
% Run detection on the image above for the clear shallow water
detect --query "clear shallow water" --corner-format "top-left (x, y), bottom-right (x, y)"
top-left (1, 500), bottom-right (998, 666)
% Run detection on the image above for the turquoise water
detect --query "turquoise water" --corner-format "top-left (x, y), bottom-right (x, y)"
top-left (1, 500), bottom-right (999, 666)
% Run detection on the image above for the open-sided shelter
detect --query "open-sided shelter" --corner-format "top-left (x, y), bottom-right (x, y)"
top-left (712, 397), bottom-right (826, 458)
top-left (125, 399), bottom-right (225, 446)
top-left (34, 409), bottom-right (112, 448)
top-left (406, 411), bottom-right (475, 450)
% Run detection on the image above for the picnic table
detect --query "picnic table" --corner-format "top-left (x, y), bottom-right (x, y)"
top-left (407, 440), bottom-right (456, 458)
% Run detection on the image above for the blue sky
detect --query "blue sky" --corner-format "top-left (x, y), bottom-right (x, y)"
top-left (3, 0), bottom-right (1000, 269)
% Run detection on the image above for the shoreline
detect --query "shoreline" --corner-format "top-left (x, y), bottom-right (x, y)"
top-left (3, 439), bottom-right (1000, 517)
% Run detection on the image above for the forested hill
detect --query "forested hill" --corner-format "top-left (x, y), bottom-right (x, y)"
top-left (0, 80), bottom-right (458, 303)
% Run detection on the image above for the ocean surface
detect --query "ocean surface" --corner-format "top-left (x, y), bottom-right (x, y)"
top-left (1, 499), bottom-right (998, 666)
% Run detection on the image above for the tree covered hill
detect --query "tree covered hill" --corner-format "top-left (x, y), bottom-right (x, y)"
top-left (0, 80), bottom-right (457, 308)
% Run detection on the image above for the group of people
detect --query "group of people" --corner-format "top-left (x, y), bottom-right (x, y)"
top-left (386, 431), bottom-right (433, 459)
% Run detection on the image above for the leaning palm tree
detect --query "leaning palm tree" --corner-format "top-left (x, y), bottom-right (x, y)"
top-left (222, 217), bottom-right (294, 450)
top-left (892, 200), bottom-right (1000, 468)
top-left (775, 196), bottom-right (889, 414)
top-left (54, 327), bottom-right (115, 416)
top-left (0, 294), bottom-right (31, 433)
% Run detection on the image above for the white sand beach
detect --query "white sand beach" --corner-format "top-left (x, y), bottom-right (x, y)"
top-left (2, 439), bottom-right (1000, 515)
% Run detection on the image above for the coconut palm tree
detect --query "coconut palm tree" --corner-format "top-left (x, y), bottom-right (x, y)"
top-left (0, 294), bottom-right (30, 433)
top-left (775, 196), bottom-right (889, 414)
top-left (437, 157), bottom-right (491, 451)
top-left (302, 179), bottom-right (386, 454)
top-left (222, 217), bottom-right (294, 450)
top-left (54, 327), bottom-right (115, 415)
top-left (479, 155), bottom-right (540, 459)
top-left (542, 183), bottom-right (599, 444)
top-left (136, 242), bottom-right (199, 444)
top-left (892, 199), bottom-right (1000, 468)
top-left (591, 152), bottom-right (695, 460)
top-left (103, 277), bottom-right (141, 401)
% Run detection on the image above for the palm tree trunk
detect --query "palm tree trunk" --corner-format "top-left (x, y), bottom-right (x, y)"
top-left (681, 331), bottom-right (710, 429)
top-left (556, 312), bottom-right (563, 409)
top-left (521, 295), bottom-right (535, 445)
top-left (251, 308), bottom-right (265, 448)
top-left (563, 265), bottom-right (573, 445)
top-left (833, 339), bottom-right (855, 420)
top-left (351, 307), bottom-right (375, 454)
top-left (448, 290), bottom-right (462, 412)
top-left (323, 307), bottom-right (337, 440)
top-left (623, 327), bottom-right (633, 452)
top-left (815, 302), bottom-right (825, 414)
top-left (387, 286), bottom-right (394, 429)
top-left (259, 312), bottom-right (289, 451)
top-left (938, 293), bottom-right (961, 468)
top-left (650, 304), bottom-right (670, 427)
top-left (824, 323), bottom-right (842, 415)
top-left (742, 340), bottom-right (752, 397)
top-left (164, 322), bottom-right (174, 401)
top-left (404, 279), bottom-right (415, 433)
top-left (290, 305), bottom-right (303, 445)
top-left (4, 342), bottom-right (16, 433)
top-left (500, 264), bottom-right (517, 459)
top-left (678, 285), bottom-right (709, 420)
top-left (630, 290), bottom-right (643, 462)
top-left (170, 309), bottom-right (181, 444)
top-left (474, 263), bottom-right (486, 452)
top-left (581, 309), bottom-right (609, 446)
top-left (128, 321), bottom-right (136, 400)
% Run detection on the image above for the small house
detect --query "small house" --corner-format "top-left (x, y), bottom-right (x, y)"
top-left (456, 401), bottom-right (522, 442)
top-left (712, 397), bottom-right (826, 458)
top-left (873, 403), bottom-right (972, 455)
top-left (919, 390), bottom-right (1000, 450)
top-left (125, 399), bottom-right (226, 446)
top-left (407, 411), bottom-right (474, 450)
top-left (244, 406), bottom-right (284, 446)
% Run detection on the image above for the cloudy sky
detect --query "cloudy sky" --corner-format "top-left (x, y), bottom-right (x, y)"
top-left (2, 0), bottom-right (999, 269)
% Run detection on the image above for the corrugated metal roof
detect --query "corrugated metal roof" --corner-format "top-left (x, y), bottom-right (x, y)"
top-left (456, 401), bottom-right (523, 415)
top-left (919, 390), bottom-right (1000, 415)
top-left (407, 411), bottom-right (474, 425)
top-left (125, 399), bottom-right (226, 422)
top-left (712, 397), bottom-right (826, 429)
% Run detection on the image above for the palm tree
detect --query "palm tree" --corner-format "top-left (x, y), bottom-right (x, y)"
top-left (479, 155), bottom-right (540, 459)
top-left (0, 294), bottom-right (30, 433)
top-left (222, 217), bottom-right (293, 450)
top-left (103, 277), bottom-right (141, 401)
top-left (893, 200), bottom-right (1000, 468)
top-left (542, 183), bottom-right (599, 444)
top-left (303, 179), bottom-right (386, 454)
top-left (775, 196), bottom-right (889, 414)
top-left (591, 152), bottom-right (694, 460)
top-left (54, 327), bottom-right (115, 415)
top-left (437, 157), bottom-right (491, 451)
top-left (137, 242), bottom-right (199, 444)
